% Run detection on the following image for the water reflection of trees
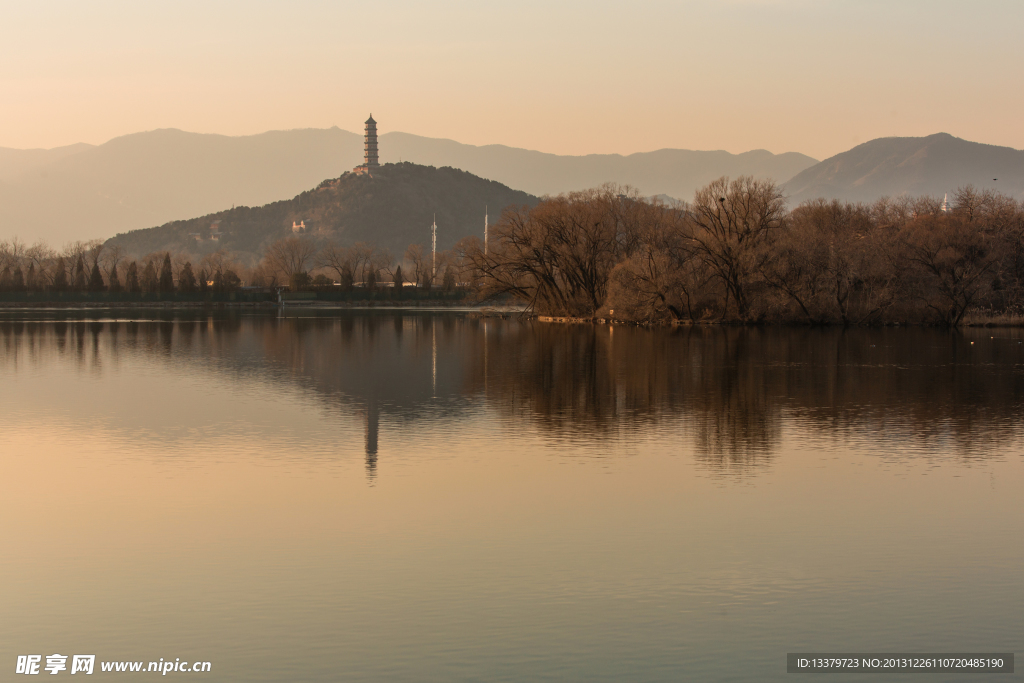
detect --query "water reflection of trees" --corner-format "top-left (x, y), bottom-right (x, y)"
top-left (463, 323), bottom-right (1024, 473)
top-left (3, 313), bottom-right (1023, 477)
top-left (463, 323), bottom-right (783, 473)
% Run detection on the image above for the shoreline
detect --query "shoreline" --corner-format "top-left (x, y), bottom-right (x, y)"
top-left (0, 300), bottom-right (494, 310)
top-left (534, 315), bottom-right (1024, 328)
top-left (0, 302), bottom-right (1019, 327)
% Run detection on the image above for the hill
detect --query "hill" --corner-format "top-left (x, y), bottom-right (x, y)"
top-left (377, 132), bottom-right (817, 199)
top-left (0, 142), bottom-right (94, 182)
top-left (0, 127), bottom-right (815, 246)
top-left (105, 163), bottom-right (537, 260)
top-left (0, 128), bottom-right (363, 247)
top-left (785, 133), bottom-right (1024, 205)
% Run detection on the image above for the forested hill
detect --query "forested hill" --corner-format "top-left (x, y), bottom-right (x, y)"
top-left (105, 163), bottom-right (537, 260)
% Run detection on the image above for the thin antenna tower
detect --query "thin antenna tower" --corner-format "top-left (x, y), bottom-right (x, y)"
top-left (431, 214), bottom-right (437, 283)
top-left (484, 206), bottom-right (488, 255)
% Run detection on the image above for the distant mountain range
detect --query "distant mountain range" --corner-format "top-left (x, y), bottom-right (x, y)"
top-left (378, 132), bottom-right (817, 200)
top-left (0, 142), bottom-right (94, 182)
top-left (2, 128), bottom-right (1022, 248)
top-left (0, 129), bottom-right (359, 248)
top-left (785, 133), bottom-right (1024, 204)
top-left (0, 127), bottom-right (815, 246)
top-left (106, 162), bottom-right (536, 260)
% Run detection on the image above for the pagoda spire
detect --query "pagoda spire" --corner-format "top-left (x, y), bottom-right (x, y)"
top-left (363, 114), bottom-right (378, 168)
top-left (353, 114), bottom-right (380, 175)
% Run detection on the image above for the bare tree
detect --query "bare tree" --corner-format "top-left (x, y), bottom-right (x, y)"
top-left (349, 242), bottom-right (374, 284)
top-left (452, 235), bottom-right (483, 289)
top-left (685, 176), bottom-right (787, 320)
top-left (760, 199), bottom-right (902, 324)
top-left (405, 244), bottom-right (429, 288)
top-left (265, 237), bottom-right (319, 286)
top-left (902, 208), bottom-right (1001, 325)
top-left (319, 242), bottom-right (354, 285)
top-left (603, 205), bottom-right (705, 322)
top-left (101, 245), bottom-right (124, 279)
top-left (470, 187), bottom-right (649, 316)
top-left (368, 247), bottom-right (394, 284)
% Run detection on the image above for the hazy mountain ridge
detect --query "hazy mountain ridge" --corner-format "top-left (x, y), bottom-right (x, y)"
top-left (6, 128), bottom-right (1023, 248)
top-left (0, 127), bottom-right (815, 246)
top-left (105, 162), bottom-right (537, 259)
top-left (377, 132), bottom-right (818, 198)
top-left (0, 128), bottom-right (365, 247)
top-left (785, 133), bottom-right (1024, 204)
top-left (0, 142), bottom-right (94, 182)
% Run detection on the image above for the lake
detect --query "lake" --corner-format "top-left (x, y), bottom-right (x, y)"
top-left (1, 310), bottom-right (1021, 681)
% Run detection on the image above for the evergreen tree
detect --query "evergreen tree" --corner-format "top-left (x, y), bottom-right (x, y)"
top-left (124, 261), bottom-right (140, 293)
top-left (0, 266), bottom-right (11, 291)
top-left (198, 269), bottom-right (209, 293)
top-left (393, 265), bottom-right (404, 290)
top-left (442, 265), bottom-right (456, 292)
top-left (222, 269), bottom-right (242, 291)
top-left (26, 263), bottom-right (37, 291)
top-left (72, 255), bottom-right (87, 290)
top-left (211, 271), bottom-right (223, 292)
top-left (158, 253), bottom-right (174, 293)
top-left (53, 257), bottom-right (69, 291)
top-left (108, 264), bottom-right (122, 293)
top-left (365, 268), bottom-right (376, 291)
top-left (12, 266), bottom-right (25, 292)
top-left (340, 264), bottom-right (354, 291)
top-left (141, 261), bottom-right (158, 293)
top-left (178, 262), bottom-right (197, 292)
top-left (88, 262), bottom-right (105, 292)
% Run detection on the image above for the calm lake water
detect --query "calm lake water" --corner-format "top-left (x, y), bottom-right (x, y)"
top-left (1, 310), bottom-right (1022, 681)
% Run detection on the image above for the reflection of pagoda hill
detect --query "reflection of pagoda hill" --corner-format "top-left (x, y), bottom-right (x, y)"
top-left (4, 312), bottom-right (1024, 477)
top-left (190, 312), bottom-right (475, 476)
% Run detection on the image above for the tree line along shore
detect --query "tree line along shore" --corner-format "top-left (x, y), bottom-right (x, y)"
top-left (2, 177), bottom-right (1023, 326)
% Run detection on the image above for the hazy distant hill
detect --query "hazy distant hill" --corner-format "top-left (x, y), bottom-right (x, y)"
top-left (15, 126), bottom-right (1022, 247)
top-left (0, 128), bottom-right (364, 247)
top-left (378, 132), bottom-right (817, 199)
top-left (105, 162), bottom-right (537, 260)
top-left (0, 127), bottom-right (815, 246)
top-left (785, 133), bottom-right (1024, 205)
top-left (0, 142), bottom-right (94, 182)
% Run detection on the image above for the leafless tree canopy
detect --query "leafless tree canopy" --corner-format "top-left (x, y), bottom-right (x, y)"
top-left (454, 179), bottom-right (1024, 326)
top-left (264, 237), bottom-right (320, 280)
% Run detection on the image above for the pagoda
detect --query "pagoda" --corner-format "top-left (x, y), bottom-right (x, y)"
top-left (352, 114), bottom-right (380, 175)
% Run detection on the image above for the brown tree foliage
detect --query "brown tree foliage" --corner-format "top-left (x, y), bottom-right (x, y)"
top-left (466, 178), bottom-right (1024, 326)
top-left (469, 186), bottom-right (652, 316)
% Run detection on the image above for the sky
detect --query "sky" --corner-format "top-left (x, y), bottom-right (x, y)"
top-left (1, 0), bottom-right (1022, 160)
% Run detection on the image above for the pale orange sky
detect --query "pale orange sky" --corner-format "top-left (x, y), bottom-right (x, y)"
top-left (2, 0), bottom-right (1022, 160)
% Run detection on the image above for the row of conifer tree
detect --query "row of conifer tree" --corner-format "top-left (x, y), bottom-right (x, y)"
top-left (0, 253), bottom-right (241, 294)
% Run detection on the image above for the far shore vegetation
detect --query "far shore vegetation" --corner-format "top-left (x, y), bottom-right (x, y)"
top-left (3, 178), bottom-right (1023, 327)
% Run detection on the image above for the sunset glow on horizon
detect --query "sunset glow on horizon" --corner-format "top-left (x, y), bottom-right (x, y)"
top-left (2, 0), bottom-right (1022, 159)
